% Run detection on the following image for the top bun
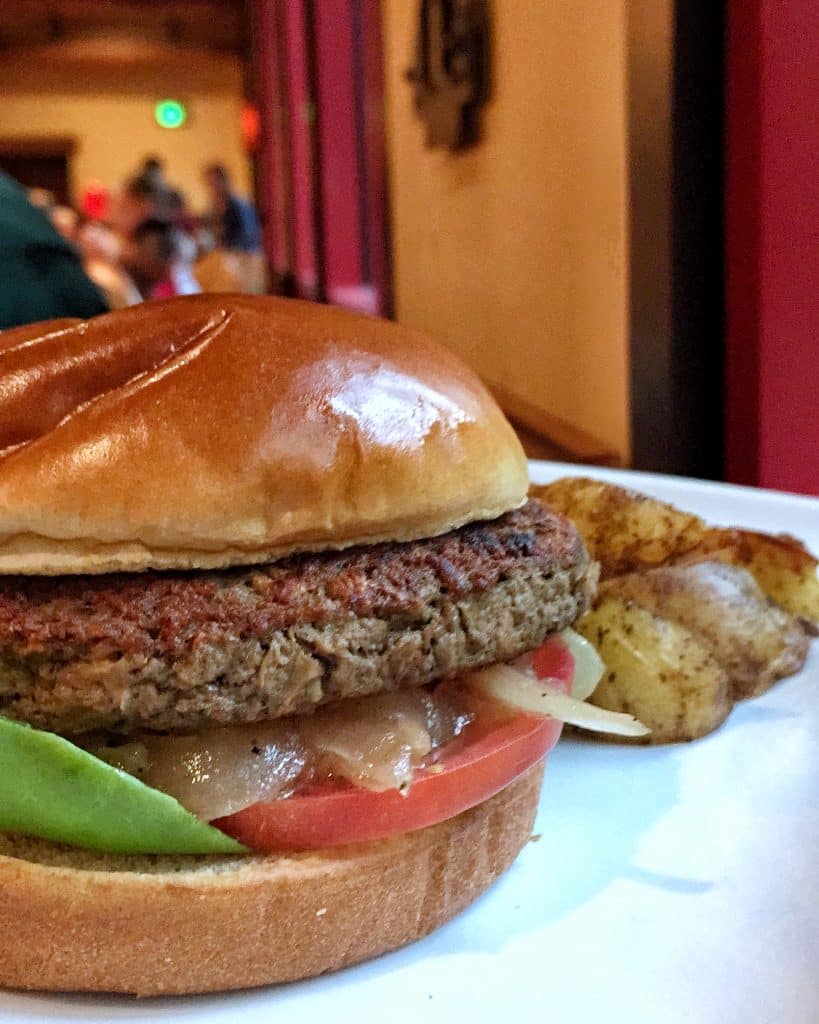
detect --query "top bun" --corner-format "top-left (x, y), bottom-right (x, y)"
top-left (0, 296), bottom-right (527, 574)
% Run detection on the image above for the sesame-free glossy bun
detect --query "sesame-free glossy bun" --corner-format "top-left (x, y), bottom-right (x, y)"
top-left (0, 296), bottom-right (527, 574)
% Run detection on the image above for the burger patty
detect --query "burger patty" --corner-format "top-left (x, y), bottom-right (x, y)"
top-left (0, 500), bottom-right (595, 735)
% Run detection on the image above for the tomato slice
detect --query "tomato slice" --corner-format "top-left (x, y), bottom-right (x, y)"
top-left (531, 634), bottom-right (575, 683)
top-left (213, 636), bottom-right (574, 852)
top-left (213, 714), bottom-right (561, 851)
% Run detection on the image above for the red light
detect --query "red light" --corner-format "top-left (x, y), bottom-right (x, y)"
top-left (241, 104), bottom-right (261, 152)
top-left (80, 183), bottom-right (109, 221)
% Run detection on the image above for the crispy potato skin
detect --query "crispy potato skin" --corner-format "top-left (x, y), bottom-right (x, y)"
top-left (533, 478), bottom-right (817, 743)
top-left (531, 478), bottom-right (708, 579)
top-left (688, 529), bottom-right (819, 633)
top-left (601, 562), bottom-right (809, 701)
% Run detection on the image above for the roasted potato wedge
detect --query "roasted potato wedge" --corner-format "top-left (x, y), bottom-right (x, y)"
top-left (599, 561), bottom-right (810, 701)
top-left (575, 595), bottom-right (732, 743)
top-left (534, 475), bottom-right (817, 743)
top-left (688, 529), bottom-right (819, 632)
top-left (531, 477), bottom-right (709, 578)
top-left (533, 478), bottom-right (819, 628)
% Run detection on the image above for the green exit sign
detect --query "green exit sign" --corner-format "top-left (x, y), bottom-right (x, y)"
top-left (155, 99), bottom-right (187, 129)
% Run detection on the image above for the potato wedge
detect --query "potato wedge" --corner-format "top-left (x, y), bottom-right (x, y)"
top-left (533, 477), bottom-right (818, 627)
top-left (600, 561), bottom-right (810, 700)
top-left (531, 477), bottom-right (709, 578)
top-left (534, 474), bottom-right (816, 743)
top-left (576, 595), bottom-right (732, 743)
top-left (688, 529), bottom-right (819, 632)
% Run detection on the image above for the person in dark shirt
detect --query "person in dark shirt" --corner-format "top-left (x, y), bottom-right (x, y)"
top-left (203, 163), bottom-right (261, 252)
top-left (0, 172), bottom-right (108, 329)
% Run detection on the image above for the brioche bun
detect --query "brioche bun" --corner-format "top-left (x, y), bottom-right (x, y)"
top-left (0, 296), bottom-right (527, 575)
top-left (0, 763), bottom-right (543, 996)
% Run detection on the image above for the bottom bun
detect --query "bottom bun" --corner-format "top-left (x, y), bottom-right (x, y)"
top-left (0, 762), bottom-right (544, 996)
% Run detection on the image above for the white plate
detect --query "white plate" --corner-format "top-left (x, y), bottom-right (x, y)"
top-left (3, 463), bottom-right (818, 1024)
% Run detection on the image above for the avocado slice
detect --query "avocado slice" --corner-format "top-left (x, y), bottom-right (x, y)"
top-left (0, 717), bottom-right (247, 855)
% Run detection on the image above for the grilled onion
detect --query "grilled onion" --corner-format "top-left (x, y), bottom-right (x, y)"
top-left (94, 687), bottom-right (472, 819)
top-left (462, 663), bottom-right (650, 737)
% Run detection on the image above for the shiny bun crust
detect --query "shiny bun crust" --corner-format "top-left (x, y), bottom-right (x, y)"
top-left (0, 764), bottom-right (542, 996)
top-left (0, 296), bottom-right (527, 574)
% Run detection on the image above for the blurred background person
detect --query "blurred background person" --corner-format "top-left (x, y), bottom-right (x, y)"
top-left (50, 204), bottom-right (80, 244)
top-left (26, 187), bottom-right (80, 247)
top-left (108, 173), bottom-right (165, 240)
top-left (19, 180), bottom-right (137, 312)
top-left (203, 162), bottom-right (261, 253)
top-left (134, 156), bottom-right (195, 234)
top-left (0, 172), bottom-right (107, 329)
top-left (122, 218), bottom-right (200, 300)
top-left (200, 163), bottom-right (266, 294)
top-left (26, 187), bottom-right (56, 216)
top-left (76, 221), bottom-right (141, 310)
top-left (137, 155), bottom-right (176, 202)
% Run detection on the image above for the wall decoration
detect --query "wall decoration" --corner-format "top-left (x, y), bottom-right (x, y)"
top-left (406, 0), bottom-right (492, 151)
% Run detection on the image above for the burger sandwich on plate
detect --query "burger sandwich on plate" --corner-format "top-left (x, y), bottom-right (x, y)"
top-left (0, 296), bottom-right (641, 995)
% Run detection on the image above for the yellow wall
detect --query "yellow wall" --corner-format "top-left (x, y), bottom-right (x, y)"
top-left (382, 0), bottom-right (630, 459)
top-left (0, 53), bottom-right (251, 212)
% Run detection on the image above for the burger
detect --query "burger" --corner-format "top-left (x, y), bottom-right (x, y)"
top-left (0, 295), bottom-right (615, 995)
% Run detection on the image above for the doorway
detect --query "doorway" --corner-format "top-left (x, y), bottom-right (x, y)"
top-left (0, 138), bottom-right (74, 205)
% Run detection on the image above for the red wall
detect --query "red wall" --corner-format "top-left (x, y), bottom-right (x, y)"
top-left (726, 2), bottom-right (819, 495)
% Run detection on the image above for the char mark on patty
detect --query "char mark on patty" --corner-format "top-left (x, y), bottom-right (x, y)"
top-left (0, 500), bottom-right (596, 734)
